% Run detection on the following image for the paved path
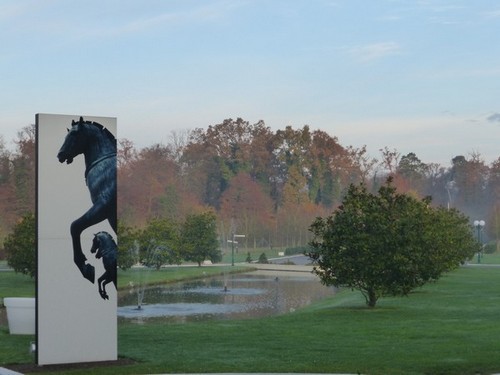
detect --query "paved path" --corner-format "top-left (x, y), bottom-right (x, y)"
top-left (0, 368), bottom-right (23, 375)
top-left (0, 370), bottom-right (357, 375)
top-left (252, 262), bottom-right (314, 273)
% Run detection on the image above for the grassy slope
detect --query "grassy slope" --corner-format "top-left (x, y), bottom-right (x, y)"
top-left (115, 266), bottom-right (500, 375)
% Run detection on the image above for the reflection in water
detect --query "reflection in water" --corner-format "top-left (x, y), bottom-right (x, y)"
top-left (118, 271), bottom-right (334, 323)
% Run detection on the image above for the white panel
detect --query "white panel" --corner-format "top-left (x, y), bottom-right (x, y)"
top-left (36, 113), bottom-right (117, 365)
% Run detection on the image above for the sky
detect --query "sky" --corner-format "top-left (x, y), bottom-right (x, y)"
top-left (1, 0), bottom-right (499, 167)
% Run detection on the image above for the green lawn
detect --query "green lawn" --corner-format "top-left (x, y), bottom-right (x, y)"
top-left (0, 265), bottom-right (252, 303)
top-left (220, 246), bottom-right (288, 264)
top-left (474, 251), bottom-right (500, 265)
top-left (2, 264), bottom-right (500, 374)
top-left (116, 264), bottom-right (251, 289)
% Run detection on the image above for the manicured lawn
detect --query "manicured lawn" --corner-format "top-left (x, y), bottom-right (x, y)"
top-left (220, 246), bottom-right (287, 264)
top-left (474, 252), bottom-right (500, 265)
top-left (2, 265), bottom-right (500, 374)
top-left (116, 264), bottom-right (251, 289)
top-left (0, 265), bottom-right (251, 302)
top-left (0, 270), bottom-right (35, 301)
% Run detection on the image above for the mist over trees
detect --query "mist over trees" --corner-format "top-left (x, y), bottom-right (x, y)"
top-left (0, 119), bottom-right (498, 258)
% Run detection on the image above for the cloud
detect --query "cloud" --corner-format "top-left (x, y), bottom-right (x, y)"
top-left (482, 9), bottom-right (500, 18)
top-left (348, 42), bottom-right (401, 62)
top-left (0, 1), bottom-right (35, 21)
top-left (4, 0), bottom-right (245, 41)
top-left (487, 113), bottom-right (500, 123)
top-left (115, 0), bottom-right (248, 34)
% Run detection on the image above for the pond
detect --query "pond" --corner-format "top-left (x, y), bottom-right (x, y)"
top-left (118, 270), bottom-right (335, 323)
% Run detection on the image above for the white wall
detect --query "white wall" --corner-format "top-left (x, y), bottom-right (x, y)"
top-left (36, 113), bottom-right (117, 365)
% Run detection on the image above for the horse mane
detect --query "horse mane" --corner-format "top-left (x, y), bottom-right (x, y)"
top-left (78, 118), bottom-right (116, 144)
top-left (96, 231), bottom-right (114, 242)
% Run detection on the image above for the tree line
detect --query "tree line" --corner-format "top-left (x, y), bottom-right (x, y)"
top-left (0, 118), bottom-right (498, 259)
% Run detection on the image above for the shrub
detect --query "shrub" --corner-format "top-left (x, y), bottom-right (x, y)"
top-left (4, 213), bottom-right (35, 278)
top-left (483, 241), bottom-right (497, 254)
top-left (258, 252), bottom-right (269, 264)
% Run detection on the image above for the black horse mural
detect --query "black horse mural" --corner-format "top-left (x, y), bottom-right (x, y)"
top-left (57, 117), bottom-right (117, 284)
top-left (90, 231), bottom-right (117, 300)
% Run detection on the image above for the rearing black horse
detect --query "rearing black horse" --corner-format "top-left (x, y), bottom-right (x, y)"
top-left (57, 117), bottom-right (117, 283)
top-left (90, 231), bottom-right (117, 300)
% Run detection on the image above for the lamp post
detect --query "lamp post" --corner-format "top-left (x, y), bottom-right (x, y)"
top-left (473, 220), bottom-right (485, 263)
top-left (229, 234), bottom-right (245, 266)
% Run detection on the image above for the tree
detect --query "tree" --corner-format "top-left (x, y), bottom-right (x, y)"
top-left (116, 223), bottom-right (139, 270)
top-left (379, 147), bottom-right (401, 175)
top-left (118, 144), bottom-right (180, 224)
top-left (220, 172), bottom-right (274, 249)
top-left (0, 136), bottom-right (15, 245)
top-left (449, 153), bottom-right (488, 218)
top-left (11, 125), bottom-right (36, 215)
top-left (397, 152), bottom-right (428, 194)
top-left (486, 157), bottom-right (500, 246)
top-left (308, 178), bottom-right (479, 308)
top-left (138, 218), bottom-right (181, 269)
top-left (4, 212), bottom-right (36, 278)
top-left (179, 211), bottom-right (220, 266)
top-left (258, 252), bottom-right (269, 264)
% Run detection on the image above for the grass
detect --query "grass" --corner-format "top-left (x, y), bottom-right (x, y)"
top-left (473, 251), bottom-right (500, 265)
top-left (0, 265), bottom-right (252, 303)
top-left (116, 264), bottom-right (251, 289)
top-left (0, 270), bottom-right (35, 302)
top-left (220, 246), bottom-right (289, 264)
top-left (2, 263), bottom-right (500, 374)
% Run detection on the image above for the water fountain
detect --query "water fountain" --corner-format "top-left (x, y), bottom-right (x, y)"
top-left (132, 240), bottom-right (152, 310)
top-left (136, 287), bottom-right (145, 310)
top-left (118, 270), bottom-right (335, 323)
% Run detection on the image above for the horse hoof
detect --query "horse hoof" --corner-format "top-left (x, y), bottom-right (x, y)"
top-left (83, 264), bottom-right (95, 284)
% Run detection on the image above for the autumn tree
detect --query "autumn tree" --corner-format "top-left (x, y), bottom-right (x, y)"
top-left (280, 166), bottom-right (311, 247)
top-left (308, 178), bottom-right (479, 307)
top-left (448, 154), bottom-right (489, 220)
top-left (486, 157), bottom-right (500, 246)
top-left (0, 136), bottom-right (15, 245)
top-left (182, 118), bottom-right (256, 208)
top-left (347, 145), bottom-right (378, 189)
top-left (397, 152), bottom-right (428, 194)
top-left (309, 130), bottom-right (350, 207)
top-left (2, 118), bottom-right (497, 258)
top-left (118, 143), bottom-right (187, 225)
top-left (247, 120), bottom-right (275, 184)
top-left (11, 125), bottom-right (36, 215)
top-left (220, 172), bottom-right (275, 249)
top-left (0, 127), bottom-right (35, 249)
top-left (379, 147), bottom-right (401, 175)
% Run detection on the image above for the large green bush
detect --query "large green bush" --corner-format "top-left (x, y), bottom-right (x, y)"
top-left (309, 177), bottom-right (479, 307)
top-left (4, 212), bottom-right (35, 278)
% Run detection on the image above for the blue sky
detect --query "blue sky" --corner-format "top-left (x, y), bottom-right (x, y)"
top-left (1, 0), bottom-right (499, 166)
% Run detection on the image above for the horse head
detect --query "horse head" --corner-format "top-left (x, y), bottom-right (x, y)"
top-left (57, 117), bottom-right (87, 164)
top-left (90, 232), bottom-right (105, 259)
top-left (91, 231), bottom-right (115, 260)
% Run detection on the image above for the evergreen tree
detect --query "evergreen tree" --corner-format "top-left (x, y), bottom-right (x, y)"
top-left (308, 177), bottom-right (479, 307)
top-left (4, 212), bottom-right (36, 278)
